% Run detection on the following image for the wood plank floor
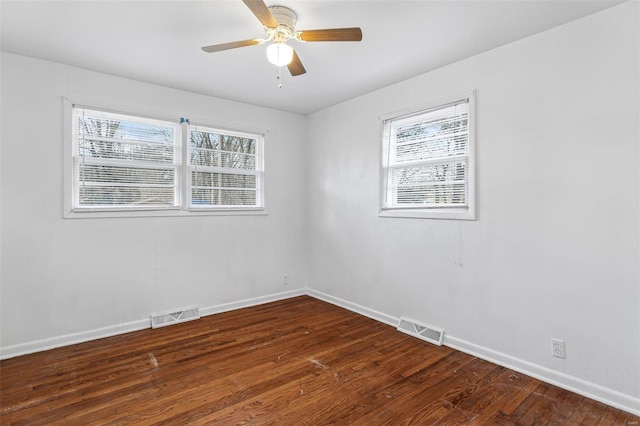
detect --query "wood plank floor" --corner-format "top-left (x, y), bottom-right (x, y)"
top-left (1, 296), bottom-right (638, 425)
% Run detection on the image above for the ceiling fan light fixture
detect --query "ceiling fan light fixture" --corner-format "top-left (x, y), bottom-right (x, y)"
top-left (266, 42), bottom-right (294, 66)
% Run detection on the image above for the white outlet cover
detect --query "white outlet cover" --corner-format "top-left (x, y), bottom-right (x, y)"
top-left (551, 338), bottom-right (566, 359)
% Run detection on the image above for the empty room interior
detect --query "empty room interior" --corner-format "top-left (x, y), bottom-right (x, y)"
top-left (1, 0), bottom-right (639, 424)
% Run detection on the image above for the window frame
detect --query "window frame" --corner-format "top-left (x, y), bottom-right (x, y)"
top-left (186, 123), bottom-right (265, 211)
top-left (63, 98), bottom-right (267, 218)
top-left (378, 91), bottom-right (476, 220)
top-left (71, 106), bottom-right (182, 212)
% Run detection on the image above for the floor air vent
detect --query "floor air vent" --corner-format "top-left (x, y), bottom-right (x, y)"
top-left (397, 317), bottom-right (444, 346)
top-left (151, 306), bottom-right (200, 329)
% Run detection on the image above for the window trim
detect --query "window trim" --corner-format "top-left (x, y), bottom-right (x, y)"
top-left (378, 90), bottom-right (476, 220)
top-left (62, 97), bottom-right (268, 218)
top-left (186, 123), bottom-right (265, 211)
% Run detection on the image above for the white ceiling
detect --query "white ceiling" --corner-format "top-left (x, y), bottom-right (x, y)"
top-left (1, 0), bottom-right (623, 115)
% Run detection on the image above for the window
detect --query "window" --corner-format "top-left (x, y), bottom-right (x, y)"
top-left (380, 91), bottom-right (475, 220)
top-left (67, 103), bottom-right (264, 217)
top-left (189, 126), bottom-right (263, 209)
top-left (72, 108), bottom-right (180, 209)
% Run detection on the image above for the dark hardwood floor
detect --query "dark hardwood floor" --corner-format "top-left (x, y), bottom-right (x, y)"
top-left (1, 296), bottom-right (638, 425)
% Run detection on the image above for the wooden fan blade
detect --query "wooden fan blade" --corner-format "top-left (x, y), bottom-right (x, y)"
top-left (297, 27), bottom-right (362, 42)
top-left (202, 39), bottom-right (263, 53)
top-left (287, 50), bottom-right (306, 76)
top-left (242, 0), bottom-right (278, 28)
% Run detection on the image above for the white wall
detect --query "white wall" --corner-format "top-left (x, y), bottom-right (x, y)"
top-left (307, 1), bottom-right (639, 412)
top-left (1, 0), bottom-right (639, 415)
top-left (0, 53), bottom-right (308, 354)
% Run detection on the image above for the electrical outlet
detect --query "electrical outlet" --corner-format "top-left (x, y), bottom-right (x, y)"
top-left (551, 338), bottom-right (566, 358)
top-left (283, 273), bottom-right (289, 286)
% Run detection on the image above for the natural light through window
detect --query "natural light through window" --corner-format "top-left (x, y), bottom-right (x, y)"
top-left (380, 91), bottom-right (475, 220)
top-left (73, 108), bottom-right (180, 209)
top-left (189, 126), bottom-right (263, 209)
top-left (66, 103), bottom-right (265, 217)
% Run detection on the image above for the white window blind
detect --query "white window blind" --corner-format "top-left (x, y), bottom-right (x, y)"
top-left (188, 125), bottom-right (263, 209)
top-left (381, 93), bottom-right (475, 219)
top-left (72, 108), bottom-right (180, 209)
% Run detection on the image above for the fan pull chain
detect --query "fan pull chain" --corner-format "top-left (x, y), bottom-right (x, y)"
top-left (277, 66), bottom-right (283, 89)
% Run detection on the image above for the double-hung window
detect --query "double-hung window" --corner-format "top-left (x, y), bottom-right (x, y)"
top-left (188, 126), bottom-right (263, 209)
top-left (72, 108), bottom-right (180, 209)
top-left (67, 103), bottom-right (264, 217)
top-left (380, 91), bottom-right (475, 220)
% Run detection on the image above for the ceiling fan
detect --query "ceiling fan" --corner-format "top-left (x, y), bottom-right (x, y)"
top-left (201, 0), bottom-right (363, 77)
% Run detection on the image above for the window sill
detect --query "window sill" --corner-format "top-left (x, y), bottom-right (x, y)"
top-left (379, 208), bottom-right (475, 220)
top-left (64, 208), bottom-right (268, 219)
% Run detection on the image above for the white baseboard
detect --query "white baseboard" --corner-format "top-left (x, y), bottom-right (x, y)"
top-left (305, 288), bottom-right (640, 417)
top-left (1, 286), bottom-right (638, 417)
top-left (306, 288), bottom-right (398, 327)
top-left (0, 319), bottom-right (150, 360)
top-left (0, 288), bottom-right (305, 360)
top-left (198, 288), bottom-right (306, 317)
top-left (444, 336), bottom-right (640, 417)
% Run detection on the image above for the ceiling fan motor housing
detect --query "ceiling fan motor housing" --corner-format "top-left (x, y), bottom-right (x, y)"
top-left (269, 6), bottom-right (297, 37)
